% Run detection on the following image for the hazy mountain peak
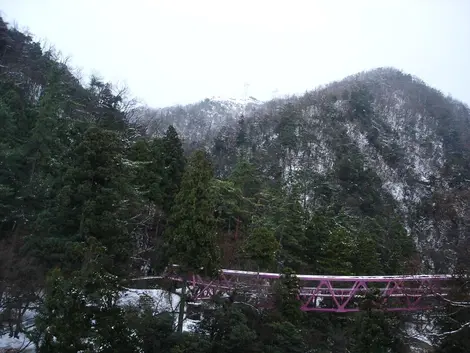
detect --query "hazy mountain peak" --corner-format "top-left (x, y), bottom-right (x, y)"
top-left (207, 95), bottom-right (263, 106)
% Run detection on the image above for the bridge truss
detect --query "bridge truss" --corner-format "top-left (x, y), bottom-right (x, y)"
top-left (136, 268), bottom-right (453, 313)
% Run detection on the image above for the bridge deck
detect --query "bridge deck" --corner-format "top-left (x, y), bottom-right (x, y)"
top-left (131, 268), bottom-right (454, 313)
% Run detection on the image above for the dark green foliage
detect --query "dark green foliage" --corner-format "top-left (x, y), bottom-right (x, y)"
top-left (242, 226), bottom-right (279, 271)
top-left (319, 226), bottom-right (355, 276)
top-left (274, 268), bottom-right (303, 325)
top-left (230, 158), bottom-right (263, 199)
top-left (276, 190), bottom-right (308, 272)
top-left (2, 18), bottom-right (469, 353)
top-left (125, 307), bottom-right (175, 353)
top-left (353, 223), bottom-right (382, 275)
top-left (34, 241), bottom-right (139, 353)
top-left (210, 178), bottom-right (249, 235)
top-left (161, 125), bottom-right (186, 216)
top-left (128, 137), bottom-right (164, 204)
top-left (275, 103), bottom-right (298, 151)
top-left (170, 333), bottom-right (212, 353)
top-left (30, 126), bottom-right (135, 274)
top-left (378, 217), bottom-right (416, 274)
top-left (236, 118), bottom-right (247, 148)
top-left (303, 211), bottom-right (355, 275)
top-left (261, 321), bottom-right (306, 353)
top-left (347, 85), bottom-right (374, 123)
top-left (197, 305), bottom-right (258, 353)
top-left (351, 311), bottom-right (403, 353)
top-left (165, 150), bottom-right (220, 277)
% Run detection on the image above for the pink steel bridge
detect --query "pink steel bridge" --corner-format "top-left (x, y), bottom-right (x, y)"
top-left (134, 268), bottom-right (453, 313)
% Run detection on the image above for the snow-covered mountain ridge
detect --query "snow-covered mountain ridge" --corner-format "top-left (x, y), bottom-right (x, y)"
top-left (134, 95), bottom-right (263, 142)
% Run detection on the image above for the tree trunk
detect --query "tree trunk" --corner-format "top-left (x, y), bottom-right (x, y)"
top-left (177, 278), bottom-right (187, 333)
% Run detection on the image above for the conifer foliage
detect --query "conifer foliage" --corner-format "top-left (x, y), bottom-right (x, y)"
top-left (165, 150), bottom-right (220, 277)
top-left (1, 16), bottom-right (469, 353)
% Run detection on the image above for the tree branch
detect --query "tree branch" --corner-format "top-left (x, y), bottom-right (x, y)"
top-left (433, 321), bottom-right (470, 337)
top-left (437, 294), bottom-right (470, 307)
top-left (232, 301), bottom-right (260, 314)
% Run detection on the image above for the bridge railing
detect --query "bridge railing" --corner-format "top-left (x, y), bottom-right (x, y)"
top-left (131, 267), bottom-right (454, 313)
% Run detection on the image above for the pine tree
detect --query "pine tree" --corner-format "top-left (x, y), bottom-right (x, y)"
top-left (165, 149), bottom-right (219, 275)
top-left (197, 305), bottom-right (258, 353)
top-left (165, 150), bottom-right (220, 332)
top-left (242, 226), bottom-right (279, 272)
top-left (161, 125), bottom-right (185, 216)
top-left (275, 103), bottom-right (298, 152)
top-left (34, 239), bottom-right (140, 353)
top-left (128, 137), bottom-right (162, 203)
top-left (304, 211), bottom-right (335, 273)
top-left (30, 126), bottom-right (135, 275)
top-left (352, 312), bottom-right (400, 353)
top-left (274, 267), bottom-right (303, 325)
top-left (230, 158), bottom-right (262, 199)
top-left (277, 189), bottom-right (308, 272)
top-left (353, 229), bottom-right (382, 275)
top-left (379, 217), bottom-right (415, 274)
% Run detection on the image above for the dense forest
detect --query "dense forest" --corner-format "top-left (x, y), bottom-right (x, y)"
top-left (1, 16), bottom-right (469, 353)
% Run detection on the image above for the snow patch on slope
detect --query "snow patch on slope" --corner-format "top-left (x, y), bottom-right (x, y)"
top-left (209, 95), bottom-right (263, 106)
top-left (118, 288), bottom-right (198, 332)
top-left (0, 333), bottom-right (35, 352)
top-left (344, 121), bottom-right (406, 206)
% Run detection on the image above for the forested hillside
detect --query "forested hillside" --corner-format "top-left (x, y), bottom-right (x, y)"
top-left (1, 17), bottom-right (469, 353)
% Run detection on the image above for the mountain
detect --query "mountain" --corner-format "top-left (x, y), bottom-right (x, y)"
top-left (138, 67), bottom-right (470, 272)
top-left (134, 95), bottom-right (262, 142)
top-left (2, 16), bottom-right (470, 352)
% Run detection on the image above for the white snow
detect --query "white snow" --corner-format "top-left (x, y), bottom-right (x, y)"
top-left (406, 317), bottom-right (434, 349)
top-left (0, 287), bottom-right (199, 353)
top-left (221, 269), bottom-right (452, 281)
top-left (118, 288), bottom-right (179, 312)
top-left (117, 288), bottom-right (198, 332)
top-left (208, 96), bottom-right (262, 106)
top-left (0, 332), bottom-right (35, 352)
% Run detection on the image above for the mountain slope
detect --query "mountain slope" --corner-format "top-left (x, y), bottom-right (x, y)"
top-left (134, 95), bottom-right (262, 142)
top-left (2, 17), bottom-right (469, 352)
top-left (140, 67), bottom-right (470, 271)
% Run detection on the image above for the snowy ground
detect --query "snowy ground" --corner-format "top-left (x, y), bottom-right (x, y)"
top-left (0, 307), bottom-right (36, 352)
top-left (0, 288), bottom-right (197, 352)
top-left (118, 287), bottom-right (199, 331)
top-left (0, 332), bottom-right (35, 352)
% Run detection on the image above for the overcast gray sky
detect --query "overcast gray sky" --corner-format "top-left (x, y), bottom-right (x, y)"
top-left (2, 0), bottom-right (470, 107)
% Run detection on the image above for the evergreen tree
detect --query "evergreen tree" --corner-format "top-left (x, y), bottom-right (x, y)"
top-left (128, 137), bottom-right (164, 205)
top-left (165, 150), bottom-right (220, 331)
top-left (161, 125), bottom-right (186, 216)
top-left (209, 178), bottom-right (248, 236)
top-left (196, 305), bottom-right (258, 353)
top-left (275, 103), bottom-right (298, 152)
top-left (304, 210), bottom-right (355, 275)
top-left (29, 126), bottom-right (135, 275)
top-left (352, 312), bottom-right (399, 353)
top-left (304, 211), bottom-right (333, 273)
top-left (320, 226), bottom-right (355, 276)
top-left (230, 158), bottom-right (263, 200)
top-left (353, 227), bottom-right (382, 275)
top-left (3, 17), bottom-right (470, 353)
top-left (274, 268), bottom-right (303, 325)
top-left (379, 217), bottom-right (416, 274)
top-left (165, 149), bottom-right (220, 276)
top-left (276, 189), bottom-right (308, 272)
top-left (35, 240), bottom-right (139, 353)
top-left (261, 321), bottom-right (306, 353)
top-left (242, 226), bottom-right (279, 272)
